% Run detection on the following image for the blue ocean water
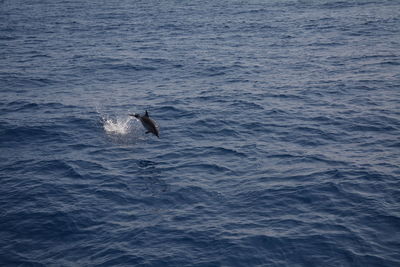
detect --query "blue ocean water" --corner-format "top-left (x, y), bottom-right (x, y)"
top-left (1, 0), bottom-right (400, 266)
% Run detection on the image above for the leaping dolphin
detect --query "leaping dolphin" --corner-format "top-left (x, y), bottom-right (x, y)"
top-left (129, 110), bottom-right (159, 138)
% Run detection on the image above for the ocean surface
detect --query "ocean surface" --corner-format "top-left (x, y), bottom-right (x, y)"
top-left (1, 0), bottom-right (399, 266)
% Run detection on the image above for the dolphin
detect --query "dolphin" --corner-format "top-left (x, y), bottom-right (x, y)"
top-left (129, 110), bottom-right (159, 138)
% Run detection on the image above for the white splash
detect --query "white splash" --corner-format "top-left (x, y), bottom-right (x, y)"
top-left (102, 116), bottom-right (133, 135)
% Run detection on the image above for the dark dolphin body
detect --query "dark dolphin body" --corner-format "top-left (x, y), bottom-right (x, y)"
top-left (129, 110), bottom-right (159, 138)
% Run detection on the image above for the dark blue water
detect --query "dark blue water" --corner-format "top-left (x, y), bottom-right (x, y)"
top-left (1, 0), bottom-right (400, 266)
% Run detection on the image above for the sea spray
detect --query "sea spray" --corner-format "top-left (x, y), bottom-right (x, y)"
top-left (102, 116), bottom-right (132, 135)
top-left (100, 115), bottom-right (145, 144)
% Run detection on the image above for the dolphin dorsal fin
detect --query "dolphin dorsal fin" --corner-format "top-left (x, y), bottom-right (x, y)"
top-left (144, 110), bottom-right (149, 117)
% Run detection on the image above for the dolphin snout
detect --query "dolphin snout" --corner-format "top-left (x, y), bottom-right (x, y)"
top-left (129, 113), bottom-right (140, 118)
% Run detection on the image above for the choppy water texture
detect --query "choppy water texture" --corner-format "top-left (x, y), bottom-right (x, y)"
top-left (1, 0), bottom-right (400, 266)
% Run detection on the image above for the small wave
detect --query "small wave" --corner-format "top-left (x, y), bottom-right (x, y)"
top-left (1, 126), bottom-right (65, 143)
top-left (3, 101), bottom-right (76, 114)
top-left (153, 105), bottom-right (184, 116)
top-left (0, 35), bottom-right (17, 41)
top-left (178, 162), bottom-right (234, 175)
top-left (99, 63), bottom-right (157, 72)
top-left (5, 101), bottom-right (39, 112)
top-left (228, 100), bottom-right (264, 111)
top-left (34, 159), bottom-right (84, 179)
